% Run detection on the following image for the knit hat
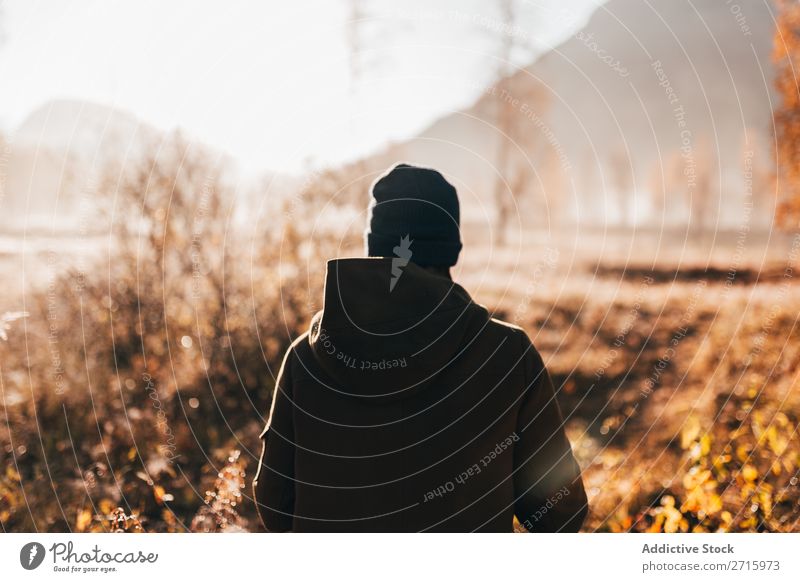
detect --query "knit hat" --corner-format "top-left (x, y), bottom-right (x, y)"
top-left (365, 163), bottom-right (462, 267)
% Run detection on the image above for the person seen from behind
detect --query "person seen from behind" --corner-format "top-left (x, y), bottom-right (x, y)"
top-left (254, 163), bottom-right (588, 532)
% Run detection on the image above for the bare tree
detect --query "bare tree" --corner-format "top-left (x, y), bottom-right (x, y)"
top-left (751, 145), bottom-right (777, 229)
top-left (343, 1), bottom-right (402, 99)
top-left (0, 131), bottom-right (7, 219)
top-left (489, 0), bottom-right (549, 243)
top-left (609, 145), bottom-right (633, 226)
top-left (0, 3), bottom-right (6, 49)
top-left (649, 140), bottom-right (716, 235)
top-left (689, 137), bottom-right (717, 237)
top-left (537, 140), bottom-right (568, 228)
top-left (491, 0), bottom-right (517, 244)
top-left (773, 0), bottom-right (800, 227)
top-left (648, 152), bottom-right (682, 225)
top-left (577, 149), bottom-right (600, 223)
top-left (647, 158), bottom-right (666, 223)
top-left (345, 0), bottom-right (366, 97)
top-left (739, 132), bottom-right (777, 229)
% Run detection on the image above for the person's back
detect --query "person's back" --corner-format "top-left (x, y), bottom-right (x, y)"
top-left (254, 164), bottom-right (587, 532)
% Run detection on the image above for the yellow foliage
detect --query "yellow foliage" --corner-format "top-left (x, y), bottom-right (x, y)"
top-left (741, 464), bottom-right (758, 482)
top-left (75, 508), bottom-right (92, 532)
top-left (681, 416), bottom-right (701, 449)
top-left (649, 495), bottom-right (689, 533)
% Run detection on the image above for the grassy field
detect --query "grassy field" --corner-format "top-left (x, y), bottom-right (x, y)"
top-left (464, 229), bottom-right (800, 532)
top-left (1, 140), bottom-right (798, 532)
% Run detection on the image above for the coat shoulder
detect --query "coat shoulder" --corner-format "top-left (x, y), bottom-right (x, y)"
top-left (486, 317), bottom-right (532, 344)
top-left (284, 331), bottom-right (312, 362)
top-left (483, 317), bottom-right (545, 372)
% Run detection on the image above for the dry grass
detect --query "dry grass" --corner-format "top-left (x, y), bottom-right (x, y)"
top-left (480, 250), bottom-right (800, 532)
top-left (1, 135), bottom-right (798, 532)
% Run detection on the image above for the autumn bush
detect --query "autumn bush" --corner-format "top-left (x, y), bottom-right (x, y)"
top-left (0, 133), bottom-right (363, 532)
top-left (526, 277), bottom-right (800, 533)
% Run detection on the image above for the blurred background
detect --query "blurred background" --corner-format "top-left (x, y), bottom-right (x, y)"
top-left (1, 0), bottom-right (799, 533)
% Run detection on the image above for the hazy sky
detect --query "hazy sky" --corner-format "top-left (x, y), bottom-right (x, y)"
top-left (0, 0), bottom-right (599, 174)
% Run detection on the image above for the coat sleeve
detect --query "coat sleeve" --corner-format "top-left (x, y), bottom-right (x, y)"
top-left (253, 347), bottom-right (296, 532)
top-left (513, 333), bottom-right (588, 532)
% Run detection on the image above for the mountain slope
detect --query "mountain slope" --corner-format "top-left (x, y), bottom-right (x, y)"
top-left (397, 0), bottom-right (778, 227)
top-left (2, 100), bottom-right (158, 221)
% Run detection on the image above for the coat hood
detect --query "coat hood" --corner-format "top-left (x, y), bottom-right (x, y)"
top-left (308, 258), bottom-right (489, 402)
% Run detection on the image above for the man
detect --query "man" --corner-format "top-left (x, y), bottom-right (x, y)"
top-left (254, 163), bottom-right (587, 532)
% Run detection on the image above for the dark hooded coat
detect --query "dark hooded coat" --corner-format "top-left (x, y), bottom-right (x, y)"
top-left (254, 258), bottom-right (587, 532)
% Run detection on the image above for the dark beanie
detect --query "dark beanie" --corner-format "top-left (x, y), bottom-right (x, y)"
top-left (365, 163), bottom-right (462, 267)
